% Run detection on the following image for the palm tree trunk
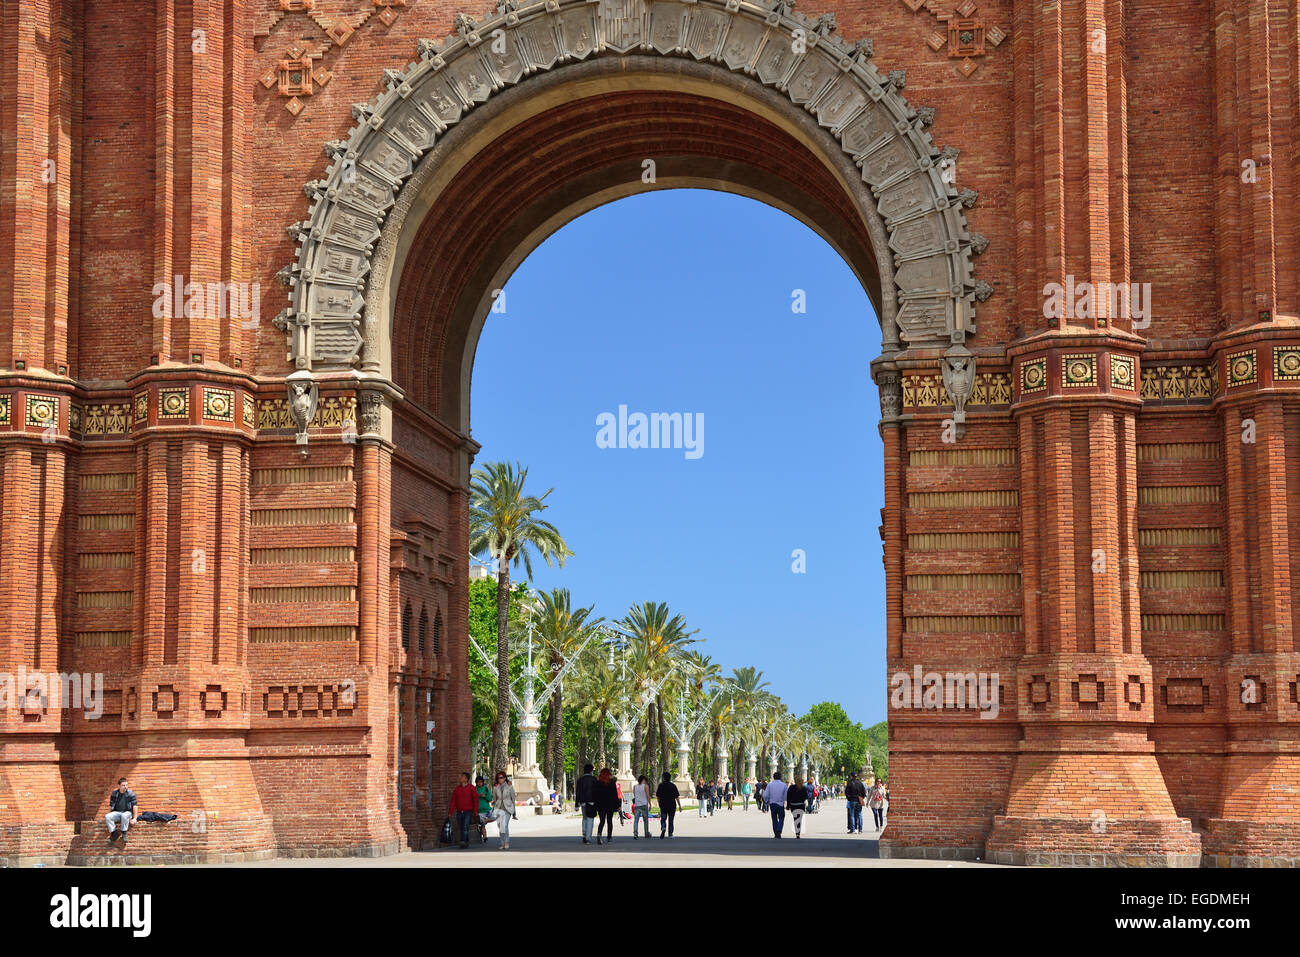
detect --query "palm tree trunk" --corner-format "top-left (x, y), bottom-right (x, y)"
top-left (632, 718), bottom-right (643, 777)
top-left (541, 703), bottom-right (554, 784)
top-left (550, 687), bottom-right (564, 794)
top-left (576, 730), bottom-right (588, 782)
top-left (597, 709), bottom-right (607, 768)
top-left (643, 701), bottom-right (657, 780)
top-left (491, 558), bottom-right (511, 772)
top-left (657, 694), bottom-right (671, 776)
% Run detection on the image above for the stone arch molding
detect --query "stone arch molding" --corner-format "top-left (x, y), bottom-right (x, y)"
top-left (276, 0), bottom-right (992, 392)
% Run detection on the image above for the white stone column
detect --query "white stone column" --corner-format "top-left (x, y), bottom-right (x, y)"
top-left (715, 747), bottom-right (730, 785)
top-left (615, 724), bottom-right (636, 795)
top-left (745, 747), bottom-right (757, 784)
top-left (674, 739), bottom-right (694, 798)
top-left (511, 706), bottom-right (549, 804)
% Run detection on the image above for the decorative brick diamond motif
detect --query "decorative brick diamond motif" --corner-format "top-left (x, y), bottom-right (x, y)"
top-left (264, 683), bottom-right (357, 718)
top-left (22, 685), bottom-right (47, 719)
top-left (1163, 678), bottom-right (1210, 712)
top-left (153, 685), bottom-right (178, 717)
top-left (1072, 674), bottom-right (1103, 710)
top-left (1241, 674), bottom-right (1265, 711)
top-left (1029, 675), bottom-right (1050, 711)
top-left (202, 684), bottom-right (228, 718)
top-left (899, 0), bottom-right (1005, 77)
top-left (1124, 675), bottom-right (1145, 711)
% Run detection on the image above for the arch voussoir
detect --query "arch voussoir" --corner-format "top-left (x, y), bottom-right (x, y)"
top-left (276, 0), bottom-right (987, 381)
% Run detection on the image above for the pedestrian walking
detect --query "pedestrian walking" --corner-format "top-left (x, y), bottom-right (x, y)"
top-left (756, 780), bottom-right (766, 813)
top-left (708, 780), bottom-right (717, 816)
top-left (594, 767), bottom-right (619, 844)
top-left (868, 777), bottom-right (887, 830)
top-left (741, 779), bottom-right (753, 811)
top-left (491, 771), bottom-right (517, 850)
top-left (845, 771), bottom-right (866, 834)
top-left (765, 772), bottom-right (788, 837)
top-left (474, 774), bottom-right (494, 844)
top-left (576, 763), bottom-right (598, 845)
top-left (696, 777), bottom-right (709, 818)
top-left (787, 777), bottom-right (809, 838)
top-left (448, 772), bottom-right (478, 848)
top-left (724, 781), bottom-right (734, 810)
top-left (656, 772), bottom-right (681, 839)
top-left (632, 774), bottom-right (652, 840)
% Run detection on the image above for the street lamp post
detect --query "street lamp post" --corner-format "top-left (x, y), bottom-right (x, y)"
top-left (509, 596), bottom-right (549, 803)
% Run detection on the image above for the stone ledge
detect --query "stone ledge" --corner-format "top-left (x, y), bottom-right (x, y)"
top-left (878, 843), bottom-right (983, 862)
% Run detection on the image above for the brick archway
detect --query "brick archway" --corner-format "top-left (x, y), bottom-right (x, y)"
top-left (276, 0), bottom-right (988, 399)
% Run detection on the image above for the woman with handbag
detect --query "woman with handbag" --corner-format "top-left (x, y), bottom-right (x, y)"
top-left (593, 768), bottom-right (619, 845)
top-left (491, 770), bottom-right (517, 850)
top-left (868, 777), bottom-right (887, 831)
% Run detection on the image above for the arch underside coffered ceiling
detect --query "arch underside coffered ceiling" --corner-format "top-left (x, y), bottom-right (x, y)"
top-left (276, 0), bottom-right (991, 405)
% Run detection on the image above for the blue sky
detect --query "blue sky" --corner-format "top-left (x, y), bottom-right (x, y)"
top-left (469, 189), bottom-right (886, 725)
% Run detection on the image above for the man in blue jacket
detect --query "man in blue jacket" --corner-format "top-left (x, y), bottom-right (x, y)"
top-left (764, 772), bottom-right (788, 838)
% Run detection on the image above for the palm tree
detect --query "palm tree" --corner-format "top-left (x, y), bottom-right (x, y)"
top-left (617, 602), bottom-right (698, 780)
top-left (533, 588), bottom-right (602, 791)
top-left (729, 667), bottom-right (773, 780)
top-left (681, 651), bottom-right (721, 774)
top-left (573, 649), bottom-right (621, 769)
top-left (469, 461), bottom-right (573, 772)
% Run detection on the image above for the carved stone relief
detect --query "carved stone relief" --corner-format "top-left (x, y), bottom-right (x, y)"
top-left (281, 0), bottom-right (989, 377)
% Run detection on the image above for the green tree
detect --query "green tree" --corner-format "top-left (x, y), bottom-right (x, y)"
top-left (865, 719), bottom-right (889, 782)
top-left (469, 461), bottom-right (573, 771)
top-left (467, 577), bottom-right (531, 770)
top-left (533, 588), bottom-right (602, 789)
top-left (616, 601), bottom-right (698, 780)
top-left (800, 701), bottom-right (881, 781)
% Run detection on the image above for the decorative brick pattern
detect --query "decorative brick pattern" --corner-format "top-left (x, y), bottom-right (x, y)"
top-left (4, 0), bottom-right (1299, 870)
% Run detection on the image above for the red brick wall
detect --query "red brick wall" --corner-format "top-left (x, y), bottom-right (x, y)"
top-left (2, 0), bottom-right (1299, 866)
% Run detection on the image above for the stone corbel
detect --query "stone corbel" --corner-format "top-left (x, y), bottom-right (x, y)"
top-left (878, 370), bottom-right (902, 423)
top-left (941, 344), bottom-right (975, 425)
top-left (287, 370), bottom-right (319, 455)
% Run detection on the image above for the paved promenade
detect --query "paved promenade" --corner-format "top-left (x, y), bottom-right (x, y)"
top-left (221, 801), bottom-right (992, 868)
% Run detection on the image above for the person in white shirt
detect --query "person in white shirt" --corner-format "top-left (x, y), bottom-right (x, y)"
top-left (631, 774), bottom-right (652, 840)
top-left (764, 772), bottom-right (789, 838)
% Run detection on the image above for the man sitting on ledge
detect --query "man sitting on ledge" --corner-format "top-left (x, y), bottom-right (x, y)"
top-left (106, 777), bottom-right (137, 844)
